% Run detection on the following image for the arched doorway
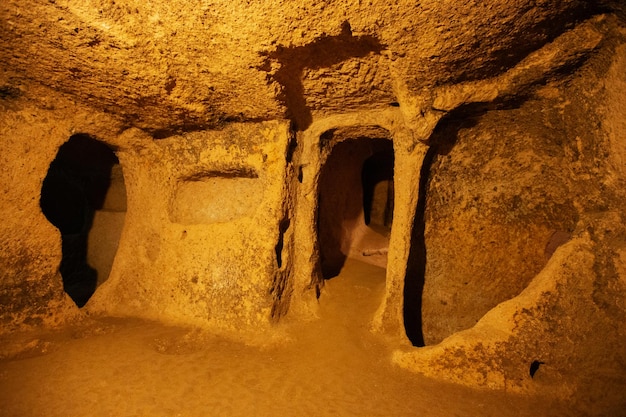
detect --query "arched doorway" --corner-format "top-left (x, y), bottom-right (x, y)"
top-left (40, 134), bottom-right (126, 307)
top-left (317, 137), bottom-right (394, 279)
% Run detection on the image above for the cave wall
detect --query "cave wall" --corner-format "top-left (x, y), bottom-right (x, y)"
top-left (421, 97), bottom-right (582, 345)
top-left (395, 22), bottom-right (626, 403)
top-left (0, 99), bottom-right (123, 331)
top-left (0, 96), bottom-right (292, 335)
top-left (85, 122), bottom-right (293, 333)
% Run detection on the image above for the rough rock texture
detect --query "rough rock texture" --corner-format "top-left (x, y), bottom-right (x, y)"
top-left (84, 122), bottom-right (293, 333)
top-left (1, 0), bottom-right (626, 413)
top-left (395, 13), bottom-right (626, 407)
top-left (0, 0), bottom-right (601, 133)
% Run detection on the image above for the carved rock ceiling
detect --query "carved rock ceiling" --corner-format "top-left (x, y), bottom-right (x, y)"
top-left (0, 0), bottom-right (608, 133)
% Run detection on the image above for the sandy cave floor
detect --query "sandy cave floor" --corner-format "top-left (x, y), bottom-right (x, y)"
top-left (0, 259), bottom-right (578, 417)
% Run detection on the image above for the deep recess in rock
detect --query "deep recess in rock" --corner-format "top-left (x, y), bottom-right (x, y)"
top-left (40, 134), bottom-right (122, 307)
top-left (362, 147), bottom-right (394, 229)
top-left (275, 217), bottom-right (291, 269)
top-left (318, 137), bottom-right (393, 279)
top-left (529, 360), bottom-right (545, 378)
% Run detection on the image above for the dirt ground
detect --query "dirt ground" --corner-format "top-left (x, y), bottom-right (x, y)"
top-left (0, 259), bottom-right (579, 417)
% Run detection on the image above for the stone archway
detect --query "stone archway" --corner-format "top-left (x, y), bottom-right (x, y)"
top-left (317, 136), bottom-right (394, 280)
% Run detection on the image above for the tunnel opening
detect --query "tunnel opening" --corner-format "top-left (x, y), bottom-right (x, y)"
top-left (362, 147), bottom-right (394, 231)
top-left (40, 134), bottom-right (127, 307)
top-left (317, 136), bottom-right (394, 280)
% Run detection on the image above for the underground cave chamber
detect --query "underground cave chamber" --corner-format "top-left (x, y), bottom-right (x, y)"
top-left (317, 136), bottom-right (394, 279)
top-left (1, 2), bottom-right (625, 413)
top-left (40, 134), bottom-right (127, 307)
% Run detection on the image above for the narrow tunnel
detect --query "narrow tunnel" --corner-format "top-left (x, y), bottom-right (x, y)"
top-left (40, 134), bottom-right (126, 307)
top-left (317, 137), bottom-right (394, 280)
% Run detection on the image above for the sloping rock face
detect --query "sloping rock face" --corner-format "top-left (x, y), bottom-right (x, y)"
top-left (1, 0), bottom-right (626, 412)
top-left (421, 69), bottom-right (610, 345)
top-left (395, 31), bottom-right (626, 410)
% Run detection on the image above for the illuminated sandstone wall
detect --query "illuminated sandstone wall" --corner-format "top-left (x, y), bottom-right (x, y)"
top-left (395, 31), bottom-right (626, 401)
top-left (85, 122), bottom-right (293, 332)
top-left (1, 0), bottom-right (625, 403)
top-left (0, 108), bottom-right (293, 334)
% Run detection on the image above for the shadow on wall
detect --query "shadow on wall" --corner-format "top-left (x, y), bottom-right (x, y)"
top-left (260, 21), bottom-right (384, 130)
top-left (40, 134), bottom-right (124, 307)
top-left (403, 146), bottom-right (436, 347)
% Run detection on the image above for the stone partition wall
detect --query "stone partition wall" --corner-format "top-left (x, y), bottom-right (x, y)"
top-left (87, 121), bottom-right (293, 334)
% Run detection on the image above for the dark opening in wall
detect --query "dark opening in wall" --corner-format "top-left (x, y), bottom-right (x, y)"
top-left (362, 148), bottom-right (394, 230)
top-left (317, 137), bottom-right (394, 279)
top-left (40, 134), bottom-right (126, 307)
top-left (275, 217), bottom-right (291, 269)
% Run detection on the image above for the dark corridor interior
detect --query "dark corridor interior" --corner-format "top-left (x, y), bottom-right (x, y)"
top-left (40, 134), bottom-right (120, 307)
top-left (362, 147), bottom-right (394, 230)
top-left (318, 137), bottom-right (394, 279)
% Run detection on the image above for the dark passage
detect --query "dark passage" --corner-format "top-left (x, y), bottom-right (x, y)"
top-left (275, 217), bottom-right (291, 269)
top-left (40, 134), bottom-right (119, 307)
top-left (317, 137), bottom-right (393, 279)
top-left (403, 147), bottom-right (436, 347)
top-left (362, 148), bottom-right (394, 229)
top-left (529, 360), bottom-right (545, 378)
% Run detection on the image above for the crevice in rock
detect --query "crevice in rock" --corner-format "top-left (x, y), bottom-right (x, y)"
top-left (530, 360), bottom-right (545, 378)
top-left (270, 213), bottom-right (294, 320)
top-left (275, 217), bottom-right (291, 269)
